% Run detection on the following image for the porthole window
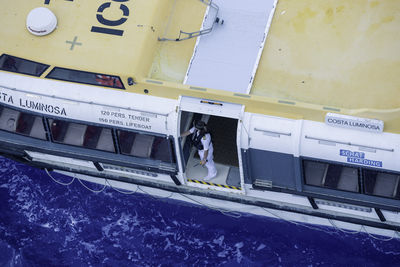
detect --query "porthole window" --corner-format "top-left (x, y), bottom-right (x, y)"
top-left (46, 67), bottom-right (124, 89)
top-left (0, 54), bottom-right (49, 76)
top-left (303, 160), bottom-right (359, 193)
top-left (118, 130), bottom-right (175, 163)
top-left (0, 105), bottom-right (46, 140)
top-left (49, 119), bottom-right (115, 152)
top-left (364, 169), bottom-right (400, 200)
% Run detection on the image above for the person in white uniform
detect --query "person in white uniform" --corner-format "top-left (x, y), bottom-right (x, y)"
top-left (181, 120), bottom-right (217, 181)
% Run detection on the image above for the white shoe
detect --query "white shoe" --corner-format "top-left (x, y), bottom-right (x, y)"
top-left (204, 172), bottom-right (217, 181)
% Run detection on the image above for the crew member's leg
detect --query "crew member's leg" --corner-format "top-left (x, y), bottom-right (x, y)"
top-left (199, 147), bottom-right (217, 180)
top-left (204, 159), bottom-right (217, 180)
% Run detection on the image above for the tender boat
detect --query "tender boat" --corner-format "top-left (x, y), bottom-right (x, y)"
top-left (1, 0), bottom-right (399, 238)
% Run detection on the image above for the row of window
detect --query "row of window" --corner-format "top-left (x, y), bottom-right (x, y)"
top-left (0, 105), bottom-right (174, 164)
top-left (303, 160), bottom-right (400, 200)
top-left (2, 103), bottom-right (399, 200)
top-left (0, 54), bottom-right (124, 89)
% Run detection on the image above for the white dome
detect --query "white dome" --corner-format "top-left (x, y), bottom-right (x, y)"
top-left (26, 7), bottom-right (57, 36)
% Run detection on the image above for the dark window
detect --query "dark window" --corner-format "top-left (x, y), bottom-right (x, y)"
top-left (0, 54), bottom-right (49, 77)
top-left (303, 160), bottom-right (359, 193)
top-left (49, 119), bottom-right (115, 152)
top-left (118, 130), bottom-right (175, 163)
top-left (46, 67), bottom-right (125, 89)
top-left (0, 105), bottom-right (46, 140)
top-left (364, 169), bottom-right (400, 200)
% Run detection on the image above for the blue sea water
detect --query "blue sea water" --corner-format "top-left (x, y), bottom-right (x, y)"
top-left (0, 157), bottom-right (399, 266)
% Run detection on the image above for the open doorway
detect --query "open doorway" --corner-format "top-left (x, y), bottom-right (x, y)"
top-left (180, 111), bottom-right (241, 189)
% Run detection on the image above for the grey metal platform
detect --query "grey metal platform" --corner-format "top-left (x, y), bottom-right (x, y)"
top-left (184, 0), bottom-right (277, 94)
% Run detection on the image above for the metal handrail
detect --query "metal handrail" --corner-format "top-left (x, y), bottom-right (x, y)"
top-left (254, 128), bottom-right (292, 137)
top-left (158, 0), bottom-right (220, 42)
top-left (304, 135), bottom-right (395, 152)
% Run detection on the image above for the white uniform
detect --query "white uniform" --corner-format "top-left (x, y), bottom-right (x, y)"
top-left (190, 127), bottom-right (217, 180)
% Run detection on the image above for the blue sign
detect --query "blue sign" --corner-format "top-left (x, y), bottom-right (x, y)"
top-left (340, 150), bottom-right (365, 159)
top-left (347, 157), bottom-right (382, 167)
top-left (339, 149), bottom-right (382, 167)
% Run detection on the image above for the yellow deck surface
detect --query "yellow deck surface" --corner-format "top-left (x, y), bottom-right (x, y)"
top-left (0, 0), bottom-right (185, 78)
top-left (1, 0), bottom-right (400, 132)
top-left (149, 0), bottom-right (206, 82)
top-left (252, 0), bottom-right (400, 110)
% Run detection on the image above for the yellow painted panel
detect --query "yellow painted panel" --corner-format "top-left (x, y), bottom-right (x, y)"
top-left (252, 0), bottom-right (400, 110)
top-left (2, 0), bottom-right (400, 133)
top-left (149, 0), bottom-right (206, 82)
top-left (0, 0), bottom-right (185, 78)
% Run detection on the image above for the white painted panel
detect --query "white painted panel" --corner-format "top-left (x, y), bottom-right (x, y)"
top-left (0, 82), bottom-right (174, 134)
top-left (300, 120), bottom-right (400, 172)
top-left (179, 96), bottom-right (242, 119)
top-left (26, 151), bottom-right (94, 168)
top-left (248, 114), bottom-right (298, 155)
top-left (381, 210), bottom-right (400, 224)
top-left (185, 0), bottom-right (277, 94)
top-left (240, 112), bottom-right (252, 149)
top-left (0, 73), bottom-right (176, 115)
